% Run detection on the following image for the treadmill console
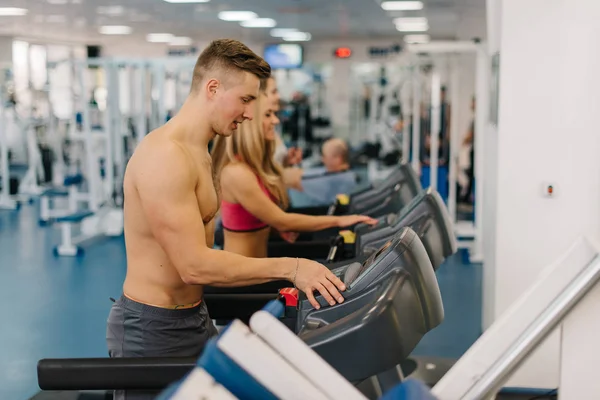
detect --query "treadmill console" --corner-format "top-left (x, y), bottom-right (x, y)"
top-left (299, 227), bottom-right (418, 314)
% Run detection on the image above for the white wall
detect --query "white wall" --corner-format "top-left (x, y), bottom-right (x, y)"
top-left (484, 0), bottom-right (600, 389)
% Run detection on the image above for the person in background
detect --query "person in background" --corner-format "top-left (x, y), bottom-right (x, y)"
top-left (459, 96), bottom-right (476, 206)
top-left (287, 138), bottom-right (359, 207)
top-left (211, 82), bottom-right (376, 258)
top-left (264, 75), bottom-right (303, 167)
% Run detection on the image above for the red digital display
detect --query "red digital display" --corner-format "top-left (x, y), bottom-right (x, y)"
top-left (334, 47), bottom-right (352, 58)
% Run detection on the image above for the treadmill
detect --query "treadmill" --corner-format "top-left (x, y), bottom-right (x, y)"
top-left (268, 187), bottom-right (457, 270)
top-left (204, 188), bottom-right (457, 322)
top-left (297, 162), bottom-right (422, 218)
top-left (213, 162), bottom-right (422, 248)
top-left (37, 227), bottom-right (444, 395)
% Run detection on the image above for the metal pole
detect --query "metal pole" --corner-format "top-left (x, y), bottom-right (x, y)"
top-left (0, 89), bottom-right (16, 208)
top-left (79, 61), bottom-right (98, 212)
top-left (463, 255), bottom-right (600, 399)
top-left (411, 67), bottom-right (421, 172)
top-left (136, 63), bottom-right (147, 146)
top-left (448, 55), bottom-right (460, 222)
top-left (102, 61), bottom-right (114, 206)
top-left (429, 71), bottom-right (441, 193)
top-left (471, 45), bottom-right (489, 262)
top-left (401, 78), bottom-right (411, 162)
top-left (156, 64), bottom-right (166, 129)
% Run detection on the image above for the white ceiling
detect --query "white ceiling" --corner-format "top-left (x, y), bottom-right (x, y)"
top-left (0, 0), bottom-right (487, 46)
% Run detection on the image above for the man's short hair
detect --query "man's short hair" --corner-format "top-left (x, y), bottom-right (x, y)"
top-left (191, 39), bottom-right (271, 92)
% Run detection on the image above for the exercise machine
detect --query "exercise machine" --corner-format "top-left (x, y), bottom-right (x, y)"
top-left (268, 187), bottom-right (457, 268)
top-left (37, 227), bottom-right (443, 397)
top-left (0, 90), bottom-right (18, 211)
top-left (206, 189), bottom-right (456, 323)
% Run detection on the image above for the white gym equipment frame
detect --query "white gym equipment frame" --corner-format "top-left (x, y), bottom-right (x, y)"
top-left (406, 41), bottom-right (488, 262)
top-left (17, 116), bottom-right (48, 200)
top-left (431, 237), bottom-right (600, 399)
top-left (52, 58), bottom-right (123, 256)
top-left (0, 89), bottom-right (18, 210)
top-left (51, 56), bottom-right (197, 256)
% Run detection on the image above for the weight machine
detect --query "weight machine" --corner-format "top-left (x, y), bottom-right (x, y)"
top-left (0, 82), bottom-right (18, 211)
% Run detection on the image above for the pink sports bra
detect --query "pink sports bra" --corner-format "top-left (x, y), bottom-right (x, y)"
top-left (221, 174), bottom-right (277, 232)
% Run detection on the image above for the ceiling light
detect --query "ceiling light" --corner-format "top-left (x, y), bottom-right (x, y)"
top-left (47, 0), bottom-right (68, 4)
top-left (46, 15), bottom-right (67, 23)
top-left (99, 25), bottom-right (132, 35)
top-left (381, 1), bottom-right (423, 11)
top-left (0, 7), bottom-right (28, 16)
top-left (270, 28), bottom-right (298, 37)
top-left (395, 17), bottom-right (429, 32)
top-left (393, 17), bottom-right (427, 25)
top-left (97, 6), bottom-right (124, 16)
top-left (147, 33), bottom-right (174, 43)
top-left (404, 34), bottom-right (430, 43)
top-left (164, 0), bottom-right (210, 2)
top-left (282, 32), bottom-right (311, 42)
top-left (240, 18), bottom-right (276, 28)
top-left (396, 23), bottom-right (428, 32)
top-left (218, 11), bottom-right (257, 21)
top-left (170, 36), bottom-right (193, 46)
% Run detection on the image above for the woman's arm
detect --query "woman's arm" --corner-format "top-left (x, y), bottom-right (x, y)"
top-left (222, 164), bottom-right (376, 232)
top-left (282, 166), bottom-right (304, 191)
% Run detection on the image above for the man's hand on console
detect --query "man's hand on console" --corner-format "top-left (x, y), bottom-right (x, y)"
top-left (292, 258), bottom-right (346, 310)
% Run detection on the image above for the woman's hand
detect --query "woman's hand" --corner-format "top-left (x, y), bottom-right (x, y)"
top-left (280, 231), bottom-right (300, 243)
top-left (336, 215), bottom-right (379, 228)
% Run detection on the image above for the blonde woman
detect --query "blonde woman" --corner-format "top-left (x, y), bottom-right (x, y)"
top-left (211, 83), bottom-right (376, 258)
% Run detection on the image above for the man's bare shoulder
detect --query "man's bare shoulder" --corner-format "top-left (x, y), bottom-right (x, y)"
top-left (129, 128), bottom-right (196, 186)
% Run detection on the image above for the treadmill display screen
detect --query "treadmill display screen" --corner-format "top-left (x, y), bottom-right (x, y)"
top-left (354, 239), bottom-right (393, 279)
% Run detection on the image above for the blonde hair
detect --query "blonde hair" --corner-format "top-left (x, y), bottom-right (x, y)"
top-left (211, 93), bottom-right (289, 209)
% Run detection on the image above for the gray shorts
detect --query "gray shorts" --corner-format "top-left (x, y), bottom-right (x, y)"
top-left (106, 295), bottom-right (218, 399)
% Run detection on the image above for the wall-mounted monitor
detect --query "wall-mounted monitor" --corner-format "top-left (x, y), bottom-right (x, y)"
top-left (264, 44), bottom-right (303, 69)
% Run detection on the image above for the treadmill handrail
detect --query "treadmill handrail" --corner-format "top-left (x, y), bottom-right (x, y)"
top-left (38, 357), bottom-right (197, 390)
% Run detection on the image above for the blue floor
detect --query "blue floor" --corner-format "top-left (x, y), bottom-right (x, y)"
top-left (0, 202), bottom-right (482, 400)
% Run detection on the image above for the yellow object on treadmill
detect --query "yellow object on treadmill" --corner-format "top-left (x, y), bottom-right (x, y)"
top-left (339, 230), bottom-right (356, 244)
top-left (336, 194), bottom-right (350, 205)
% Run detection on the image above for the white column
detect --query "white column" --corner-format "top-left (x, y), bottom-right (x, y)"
top-left (483, 0), bottom-right (600, 390)
top-left (326, 59), bottom-right (352, 142)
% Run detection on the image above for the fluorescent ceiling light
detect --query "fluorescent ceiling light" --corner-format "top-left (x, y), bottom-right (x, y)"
top-left (282, 32), bottom-right (311, 42)
top-left (147, 33), bottom-right (174, 43)
top-left (47, 0), bottom-right (68, 4)
top-left (218, 11), bottom-right (257, 21)
top-left (270, 28), bottom-right (298, 37)
top-left (404, 34), bottom-right (430, 43)
top-left (97, 6), bottom-right (124, 16)
top-left (393, 17), bottom-right (427, 25)
top-left (46, 15), bottom-right (67, 23)
top-left (170, 36), bottom-right (193, 46)
top-left (381, 1), bottom-right (423, 11)
top-left (240, 18), bottom-right (276, 28)
top-left (99, 25), bottom-right (132, 35)
top-left (164, 0), bottom-right (209, 3)
top-left (0, 7), bottom-right (28, 16)
top-left (396, 23), bottom-right (428, 32)
top-left (395, 17), bottom-right (429, 32)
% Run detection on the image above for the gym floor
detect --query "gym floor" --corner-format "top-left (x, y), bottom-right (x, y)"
top-left (0, 203), bottom-right (483, 400)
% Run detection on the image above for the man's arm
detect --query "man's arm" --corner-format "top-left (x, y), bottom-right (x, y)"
top-left (136, 143), bottom-right (296, 287)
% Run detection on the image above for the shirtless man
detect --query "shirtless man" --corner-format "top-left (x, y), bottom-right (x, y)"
top-left (106, 39), bottom-right (346, 398)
